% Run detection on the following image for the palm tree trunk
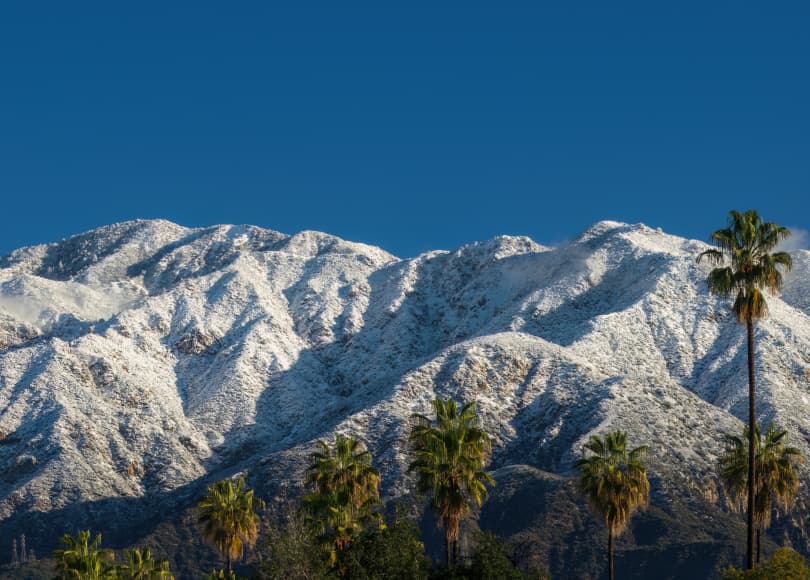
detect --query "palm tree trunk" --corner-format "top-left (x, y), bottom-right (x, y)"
top-left (746, 317), bottom-right (756, 570)
top-left (756, 527), bottom-right (761, 566)
top-left (445, 532), bottom-right (451, 568)
top-left (453, 538), bottom-right (459, 568)
top-left (227, 553), bottom-right (232, 576)
top-left (608, 529), bottom-right (614, 580)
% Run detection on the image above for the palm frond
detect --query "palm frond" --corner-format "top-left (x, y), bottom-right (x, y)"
top-left (577, 430), bottom-right (650, 536)
top-left (699, 210), bottom-right (791, 324)
top-left (303, 434), bottom-right (381, 553)
top-left (408, 397), bottom-right (494, 554)
top-left (197, 477), bottom-right (263, 567)
top-left (718, 422), bottom-right (803, 529)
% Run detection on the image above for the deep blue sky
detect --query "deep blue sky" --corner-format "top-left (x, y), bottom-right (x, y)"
top-left (1, 2), bottom-right (808, 258)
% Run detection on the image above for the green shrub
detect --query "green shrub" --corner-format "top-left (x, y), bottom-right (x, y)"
top-left (335, 517), bottom-right (431, 579)
top-left (255, 508), bottom-right (329, 579)
top-left (722, 547), bottom-right (810, 579)
top-left (430, 531), bottom-right (549, 580)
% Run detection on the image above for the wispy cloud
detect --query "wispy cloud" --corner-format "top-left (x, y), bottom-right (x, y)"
top-left (777, 227), bottom-right (810, 252)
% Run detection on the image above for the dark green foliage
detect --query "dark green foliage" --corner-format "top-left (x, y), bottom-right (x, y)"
top-left (468, 531), bottom-right (539, 580)
top-left (255, 507), bottom-right (330, 580)
top-left (429, 531), bottom-right (548, 580)
top-left (258, 505), bottom-right (429, 580)
top-left (334, 516), bottom-right (431, 579)
top-left (722, 547), bottom-right (810, 579)
top-left (255, 505), bottom-right (547, 580)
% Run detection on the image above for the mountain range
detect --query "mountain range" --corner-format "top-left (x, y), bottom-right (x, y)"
top-left (2, 219), bottom-right (810, 578)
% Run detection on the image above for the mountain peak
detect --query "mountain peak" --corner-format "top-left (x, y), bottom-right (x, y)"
top-left (451, 235), bottom-right (548, 262)
top-left (283, 229), bottom-right (398, 264)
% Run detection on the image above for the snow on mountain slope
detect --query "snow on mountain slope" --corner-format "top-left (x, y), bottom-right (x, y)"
top-left (1, 219), bottom-right (810, 565)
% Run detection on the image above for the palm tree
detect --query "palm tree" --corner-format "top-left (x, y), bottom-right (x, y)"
top-left (302, 434), bottom-right (381, 557)
top-left (697, 209), bottom-right (792, 569)
top-left (408, 397), bottom-right (495, 568)
top-left (719, 423), bottom-right (803, 565)
top-left (53, 530), bottom-right (117, 579)
top-left (576, 431), bottom-right (650, 580)
top-left (118, 547), bottom-right (174, 579)
top-left (198, 476), bottom-right (265, 576)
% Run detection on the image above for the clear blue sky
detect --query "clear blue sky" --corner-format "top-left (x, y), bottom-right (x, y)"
top-left (1, 1), bottom-right (808, 258)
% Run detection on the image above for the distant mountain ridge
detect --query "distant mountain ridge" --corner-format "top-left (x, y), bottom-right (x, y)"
top-left (2, 219), bottom-right (810, 577)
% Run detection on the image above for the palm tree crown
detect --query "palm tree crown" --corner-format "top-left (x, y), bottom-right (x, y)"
top-left (408, 397), bottom-right (495, 567)
top-left (303, 434), bottom-right (381, 554)
top-left (697, 209), bottom-right (792, 323)
top-left (577, 431), bottom-right (649, 535)
top-left (198, 476), bottom-right (264, 575)
top-left (53, 530), bottom-right (116, 580)
top-left (719, 423), bottom-right (803, 563)
top-left (119, 547), bottom-right (174, 580)
top-left (577, 431), bottom-right (649, 580)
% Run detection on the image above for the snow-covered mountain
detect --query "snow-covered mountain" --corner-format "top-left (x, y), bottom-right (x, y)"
top-left (2, 219), bottom-right (810, 576)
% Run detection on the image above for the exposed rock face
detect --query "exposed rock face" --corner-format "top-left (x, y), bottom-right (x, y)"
top-left (1, 219), bottom-right (809, 576)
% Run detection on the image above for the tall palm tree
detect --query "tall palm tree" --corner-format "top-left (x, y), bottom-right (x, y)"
top-left (697, 209), bottom-right (792, 569)
top-left (576, 431), bottom-right (650, 580)
top-left (118, 547), bottom-right (174, 579)
top-left (302, 434), bottom-right (381, 557)
top-left (719, 423), bottom-right (803, 564)
top-left (198, 476), bottom-right (265, 576)
top-left (408, 397), bottom-right (495, 568)
top-left (53, 530), bottom-right (117, 580)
